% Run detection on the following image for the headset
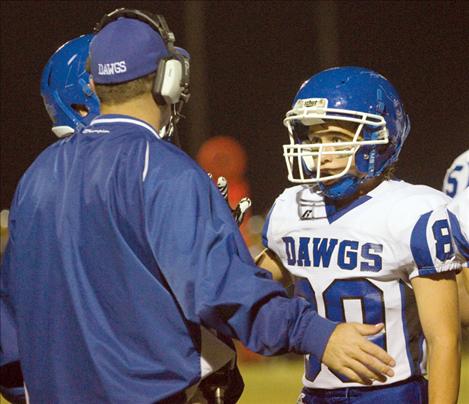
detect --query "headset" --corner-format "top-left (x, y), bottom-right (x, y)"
top-left (94, 8), bottom-right (190, 140)
top-left (94, 8), bottom-right (190, 106)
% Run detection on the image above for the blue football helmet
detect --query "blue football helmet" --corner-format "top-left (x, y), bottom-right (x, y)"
top-left (283, 66), bottom-right (410, 199)
top-left (41, 34), bottom-right (100, 137)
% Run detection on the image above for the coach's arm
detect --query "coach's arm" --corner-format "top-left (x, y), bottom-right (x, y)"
top-left (256, 248), bottom-right (396, 385)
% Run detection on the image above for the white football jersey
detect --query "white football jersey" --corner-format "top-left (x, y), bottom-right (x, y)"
top-left (263, 180), bottom-right (461, 389)
top-left (447, 187), bottom-right (469, 264)
top-left (443, 149), bottom-right (469, 198)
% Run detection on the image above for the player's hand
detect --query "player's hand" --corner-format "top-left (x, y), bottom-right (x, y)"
top-left (321, 323), bottom-right (395, 385)
top-left (209, 174), bottom-right (251, 226)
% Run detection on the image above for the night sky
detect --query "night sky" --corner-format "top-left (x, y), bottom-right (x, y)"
top-left (1, 1), bottom-right (468, 213)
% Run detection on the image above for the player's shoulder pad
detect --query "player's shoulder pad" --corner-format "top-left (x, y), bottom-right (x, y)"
top-left (387, 180), bottom-right (451, 214)
top-left (265, 184), bottom-right (308, 226)
top-left (263, 185), bottom-right (314, 248)
top-left (272, 184), bottom-right (313, 206)
top-left (384, 181), bottom-right (451, 235)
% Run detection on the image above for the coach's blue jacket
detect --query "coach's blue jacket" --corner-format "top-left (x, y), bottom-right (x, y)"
top-left (0, 115), bottom-right (336, 403)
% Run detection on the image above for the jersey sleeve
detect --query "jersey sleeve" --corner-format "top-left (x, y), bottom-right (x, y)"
top-left (143, 164), bottom-right (336, 358)
top-left (389, 189), bottom-right (462, 279)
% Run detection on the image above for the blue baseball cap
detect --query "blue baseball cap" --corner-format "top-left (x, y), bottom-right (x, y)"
top-left (90, 17), bottom-right (169, 84)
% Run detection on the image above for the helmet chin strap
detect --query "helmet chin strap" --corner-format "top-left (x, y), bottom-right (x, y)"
top-left (320, 143), bottom-right (384, 200)
top-left (318, 174), bottom-right (374, 200)
top-left (318, 175), bottom-right (361, 200)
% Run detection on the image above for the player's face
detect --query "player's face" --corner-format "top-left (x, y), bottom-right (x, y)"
top-left (303, 121), bottom-right (360, 181)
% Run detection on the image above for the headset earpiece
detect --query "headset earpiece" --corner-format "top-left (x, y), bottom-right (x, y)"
top-left (153, 53), bottom-right (190, 105)
top-left (153, 58), bottom-right (168, 106)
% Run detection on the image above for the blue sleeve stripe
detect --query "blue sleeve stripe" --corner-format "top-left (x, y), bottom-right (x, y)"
top-left (410, 212), bottom-right (437, 276)
top-left (262, 204), bottom-right (275, 248)
top-left (448, 210), bottom-right (469, 260)
top-left (416, 267), bottom-right (439, 276)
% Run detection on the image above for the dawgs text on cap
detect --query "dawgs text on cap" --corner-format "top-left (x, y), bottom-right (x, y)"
top-left (90, 18), bottom-right (169, 84)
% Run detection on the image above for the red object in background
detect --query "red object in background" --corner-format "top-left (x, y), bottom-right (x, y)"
top-left (197, 136), bottom-right (248, 182)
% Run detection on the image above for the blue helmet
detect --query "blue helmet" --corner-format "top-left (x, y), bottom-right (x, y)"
top-left (40, 34), bottom-right (100, 137)
top-left (283, 66), bottom-right (410, 199)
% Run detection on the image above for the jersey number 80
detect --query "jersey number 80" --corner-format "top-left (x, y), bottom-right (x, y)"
top-left (295, 278), bottom-right (386, 383)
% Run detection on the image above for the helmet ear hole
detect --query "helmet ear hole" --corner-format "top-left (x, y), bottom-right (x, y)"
top-left (71, 104), bottom-right (90, 117)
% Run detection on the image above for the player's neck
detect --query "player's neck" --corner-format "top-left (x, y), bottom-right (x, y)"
top-left (100, 94), bottom-right (165, 131)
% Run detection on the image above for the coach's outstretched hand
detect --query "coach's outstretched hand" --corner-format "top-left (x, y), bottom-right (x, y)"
top-left (322, 323), bottom-right (395, 385)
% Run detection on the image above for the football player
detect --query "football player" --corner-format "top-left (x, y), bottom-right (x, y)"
top-left (443, 148), bottom-right (469, 305)
top-left (443, 150), bottom-right (469, 198)
top-left (447, 188), bottom-right (469, 293)
top-left (443, 150), bottom-right (469, 328)
top-left (257, 67), bottom-right (461, 403)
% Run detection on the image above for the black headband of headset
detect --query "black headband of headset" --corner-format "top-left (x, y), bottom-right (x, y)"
top-left (93, 8), bottom-right (177, 53)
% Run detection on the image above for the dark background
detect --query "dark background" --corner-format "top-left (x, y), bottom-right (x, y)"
top-left (1, 1), bottom-right (468, 214)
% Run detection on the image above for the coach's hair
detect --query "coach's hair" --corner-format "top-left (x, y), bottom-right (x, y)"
top-left (86, 58), bottom-right (156, 105)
